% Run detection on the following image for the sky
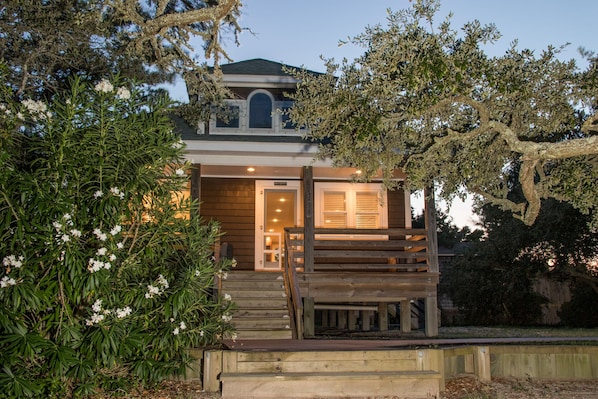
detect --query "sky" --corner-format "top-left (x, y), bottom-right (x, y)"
top-left (168, 0), bottom-right (597, 227)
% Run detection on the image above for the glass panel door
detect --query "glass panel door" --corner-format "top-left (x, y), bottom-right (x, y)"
top-left (255, 181), bottom-right (300, 271)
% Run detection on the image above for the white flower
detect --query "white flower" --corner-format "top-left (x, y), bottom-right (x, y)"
top-left (93, 229), bottom-right (107, 241)
top-left (145, 284), bottom-right (160, 298)
top-left (179, 321), bottom-right (187, 330)
top-left (199, 330), bottom-right (205, 337)
top-left (110, 225), bottom-right (122, 236)
top-left (96, 247), bottom-right (107, 256)
top-left (157, 274), bottom-right (169, 289)
top-left (116, 86), bottom-right (131, 100)
top-left (60, 234), bottom-right (70, 243)
top-left (87, 258), bottom-right (104, 273)
top-left (3, 255), bottom-right (23, 268)
top-left (221, 314), bottom-right (232, 323)
top-left (21, 99), bottom-right (49, 120)
top-left (63, 213), bottom-right (72, 221)
top-left (223, 293), bottom-right (232, 302)
top-left (53, 221), bottom-right (63, 231)
top-left (95, 79), bottom-right (114, 93)
top-left (109, 254), bottom-right (117, 261)
top-left (93, 190), bottom-right (103, 199)
top-left (117, 242), bottom-right (124, 249)
top-left (70, 229), bottom-right (82, 238)
top-left (175, 168), bottom-right (185, 176)
top-left (173, 327), bottom-right (180, 335)
top-left (92, 299), bottom-right (102, 313)
top-left (194, 269), bottom-right (201, 277)
top-left (0, 276), bottom-right (17, 288)
top-left (16, 112), bottom-right (24, 120)
top-left (110, 187), bottom-right (125, 199)
top-left (87, 313), bottom-right (105, 325)
top-left (116, 306), bottom-right (132, 318)
top-left (103, 262), bottom-right (111, 270)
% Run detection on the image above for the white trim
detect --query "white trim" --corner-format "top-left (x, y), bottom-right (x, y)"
top-left (314, 182), bottom-right (388, 231)
top-left (255, 180), bottom-right (302, 271)
top-left (222, 74), bottom-right (299, 88)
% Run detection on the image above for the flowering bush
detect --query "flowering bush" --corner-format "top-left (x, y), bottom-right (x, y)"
top-left (0, 75), bottom-right (234, 398)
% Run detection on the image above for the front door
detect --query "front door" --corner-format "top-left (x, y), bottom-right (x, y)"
top-left (255, 180), bottom-right (301, 271)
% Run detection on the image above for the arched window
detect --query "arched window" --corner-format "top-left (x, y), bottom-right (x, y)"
top-left (249, 92), bottom-right (272, 129)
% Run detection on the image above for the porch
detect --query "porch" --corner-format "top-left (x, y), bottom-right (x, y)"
top-left (283, 225), bottom-right (440, 339)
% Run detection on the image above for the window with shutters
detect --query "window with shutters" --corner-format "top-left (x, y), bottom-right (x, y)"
top-left (315, 183), bottom-right (387, 233)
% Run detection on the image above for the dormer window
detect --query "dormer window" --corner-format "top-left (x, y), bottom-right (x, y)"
top-left (249, 91), bottom-right (273, 129)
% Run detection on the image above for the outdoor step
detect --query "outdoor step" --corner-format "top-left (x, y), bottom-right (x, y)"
top-left (229, 298), bottom-right (288, 309)
top-left (220, 370), bottom-right (441, 399)
top-left (233, 329), bottom-right (293, 340)
top-left (222, 280), bottom-right (285, 290)
top-left (222, 272), bottom-right (284, 282)
top-left (224, 290), bottom-right (288, 299)
top-left (220, 271), bottom-right (292, 340)
top-left (233, 309), bottom-right (290, 318)
top-left (231, 317), bottom-right (291, 329)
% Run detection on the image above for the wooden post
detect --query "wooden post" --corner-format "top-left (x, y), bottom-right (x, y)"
top-left (303, 297), bottom-right (315, 337)
top-left (203, 350), bottom-right (222, 393)
top-left (400, 300), bottom-right (412, 333)
top-left (378, 303), bottom-right (388, 331)
top-left (425, 296), bottom-right (439, 337)
top-left (348, 310), bottom-right (357, 330)
top-left (474, 346), bottom-right (491, 382)
top-left (424, 187), bottom-right (439, 337)
top-left (361, 310), bottom-right (371, 331)
top-left (302, 167), bottom-right (315, 337)
top-left (303, 166), bottom-right (314, 272)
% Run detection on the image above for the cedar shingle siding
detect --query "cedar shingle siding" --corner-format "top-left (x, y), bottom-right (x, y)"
top-left (200, 177), bottom-right (255, 270)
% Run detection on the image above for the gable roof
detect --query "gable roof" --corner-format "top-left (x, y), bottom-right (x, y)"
top-left (211, 58), bottom-right (322, 76)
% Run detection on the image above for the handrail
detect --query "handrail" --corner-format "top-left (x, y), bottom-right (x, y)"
top-left (283, 228), bottom-right (303, 340)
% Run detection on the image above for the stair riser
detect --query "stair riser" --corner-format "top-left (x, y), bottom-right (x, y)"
top-left (233, 330), bottom-right (293, 339)
top-left (221, 377), bottom-right (439, 399)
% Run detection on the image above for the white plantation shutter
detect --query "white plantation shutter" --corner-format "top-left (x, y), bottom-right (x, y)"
top-left (322, 191), bottom-right (347, 228)
top-left (355, 192), bottom-right (379, 228)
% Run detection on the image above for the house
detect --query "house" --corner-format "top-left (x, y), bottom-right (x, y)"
top-left (175, 58), bottom-right (440, 339)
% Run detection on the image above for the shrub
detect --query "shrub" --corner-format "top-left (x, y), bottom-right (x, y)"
top-left (0, 75), bottom-right (234, 398)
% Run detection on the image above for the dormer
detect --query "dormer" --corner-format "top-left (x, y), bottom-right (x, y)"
top-left (186, 58), bottom-right (319, 136)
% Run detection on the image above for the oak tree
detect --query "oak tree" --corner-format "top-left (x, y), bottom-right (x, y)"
top-left (289, 0), bottom-right (598, 226)
top-left (0, 0), bottom-right (241, 98)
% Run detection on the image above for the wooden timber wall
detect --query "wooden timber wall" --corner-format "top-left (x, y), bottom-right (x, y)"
top-left (200, 177), bottom-right (255, 270)
top-left (197, 345), bottom-right (598, 394)
top-left (444, 345), bottom-right (598, 381)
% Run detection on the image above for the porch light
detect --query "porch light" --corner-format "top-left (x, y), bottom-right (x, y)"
top-left (247, 167), bottom-right (255, 172)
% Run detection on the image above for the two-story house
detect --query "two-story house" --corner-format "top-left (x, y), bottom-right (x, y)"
top-left (175, 58), bottom-right (439, 339)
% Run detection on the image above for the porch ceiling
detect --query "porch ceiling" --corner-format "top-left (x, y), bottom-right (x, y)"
top-left (198, 165), bottom-right (406, 180)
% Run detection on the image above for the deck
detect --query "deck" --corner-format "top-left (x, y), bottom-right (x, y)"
top-left (283, 227), bottom-right (439, 339)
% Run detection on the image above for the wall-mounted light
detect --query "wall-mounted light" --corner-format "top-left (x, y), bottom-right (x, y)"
top-left (247, 167), bottom-right (255, 172)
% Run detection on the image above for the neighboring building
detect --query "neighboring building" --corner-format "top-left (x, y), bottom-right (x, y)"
top-left (175, 58), bottom-right (440, 339)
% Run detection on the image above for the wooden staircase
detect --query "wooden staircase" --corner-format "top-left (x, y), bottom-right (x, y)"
top-left (218, 348), bottom-right (443, 398)
top-left (221, 271), bottom-right (293, 339)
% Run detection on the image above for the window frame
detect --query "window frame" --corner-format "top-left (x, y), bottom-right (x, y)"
top-left (314, 182), bottom-right (388, 239)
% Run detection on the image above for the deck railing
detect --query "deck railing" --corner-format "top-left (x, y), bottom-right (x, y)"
top-left (283, 228), bottom-right (304, 339)
top-left (283, 227), bottom-right (439, 338)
